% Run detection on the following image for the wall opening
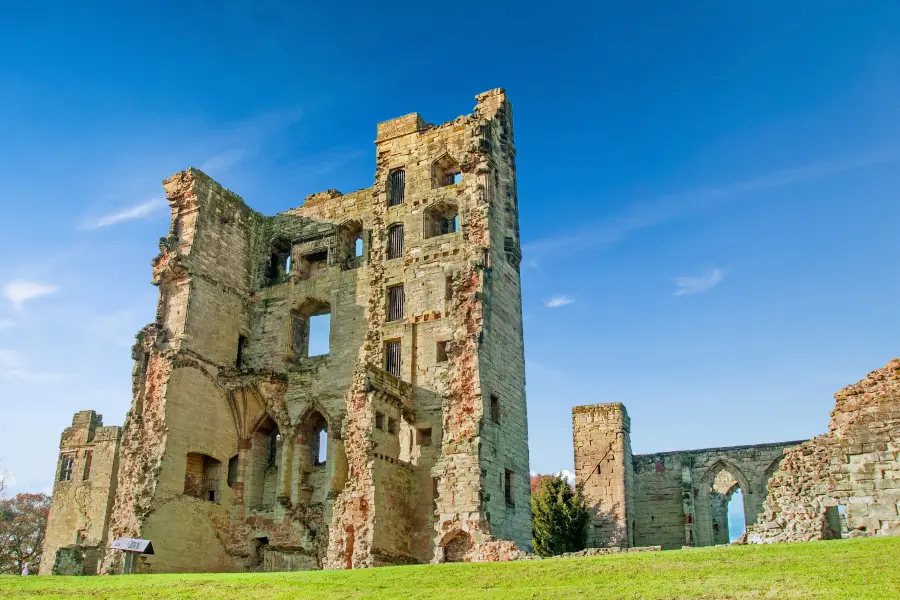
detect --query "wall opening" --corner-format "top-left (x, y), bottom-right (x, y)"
top-left (490, 395), bottom-right (500, 424)
top-left (708, 466), bottom-right (745, 544)
top-left (418, 427), bottom-right (432, 446)
top-left (236, 335), bottom-right (247, 368)
top-left (82, 450), bottom-right (92, 481)
top-left (388, 169), bottom-right (405, 206)
top-left (59, 454), bottom-right (74, 482)
top-left (823, 505), bottom-right (847, 539)
top-left (504, 469), bottom-right (516, 506)
top-left (375, 412), bottom-right (385, 431)
top-left (387, 223), bottom-right (404, 260)
top-left (387, 285), bottom-right (405, 322)
top-left (436, 341), bottom-right (449, 363)
top-left (247, 417), bottom-right (280, 511)
top-left (227, 455), bottom-right (239, 488)
top-left (432, 154), bottom-right (461, 188)
top-left (291, 299), bottom-right (331, 360)
top-left (184, 453), bottom-right (222, 503)
top-left (296, 249), bottom-right (328, 280)
top-left (385, 340), bottom-right (401, 377)
top-left (264, 240), bottom-right (292, 286)
top-left (424, 201), bottom-right (459, 239)
top-left (442, 530), bottom-right (472, 563)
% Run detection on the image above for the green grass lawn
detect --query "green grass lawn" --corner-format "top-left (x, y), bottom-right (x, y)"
top-left (2, 537), bottom-right (898, 600)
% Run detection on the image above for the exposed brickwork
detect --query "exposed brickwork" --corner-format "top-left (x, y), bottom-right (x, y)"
top-left (43, 89), bottom-right (531, 574)
top-left (747, 359), bottom-right (900, 543)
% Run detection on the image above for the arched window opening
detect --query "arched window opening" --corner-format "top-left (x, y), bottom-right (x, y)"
top-left (184, 453), bottom-right (222, 503)
top-left (299, 410), bottom-right (329, 505)
top-left (709, 467), bottom-right (744, 544)
top-left (424, 201), bottom-right (459, 239)
top-left (432, 154), bottom-right (461, 188)
top-left (442, 530), bottom-right (472, 563)
top-left (291, 300), bottom-right (331, 360)
top-left (246, 417), bottom-right (280, 512)
top-left (316, 427), bottom-right (327, 465)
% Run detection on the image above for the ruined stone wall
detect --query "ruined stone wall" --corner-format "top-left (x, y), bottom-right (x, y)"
top-left (573, 402), bottom-right (802, 550)
top-left (632, 442), bottom-right (801, 549)
top-left (748, 359), bottom-right (900, 543)
top-left (52, 89), bottom-right (530, 574)
top-left (40, 411), bottom-right (121, 575)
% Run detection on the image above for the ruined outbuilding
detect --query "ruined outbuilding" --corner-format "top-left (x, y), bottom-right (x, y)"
top-left (41, 89), bottom-right (531, 574)
top-left (573, 359), bottom-right (900, 549)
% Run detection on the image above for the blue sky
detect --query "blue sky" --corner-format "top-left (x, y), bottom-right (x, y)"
top-left (1, 2), bottom-right (899, 503)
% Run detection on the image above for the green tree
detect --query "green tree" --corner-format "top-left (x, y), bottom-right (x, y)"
top-left (531, 474), bottom-right (589, 557)
top-left (0, 493), bottom-right (51, 574)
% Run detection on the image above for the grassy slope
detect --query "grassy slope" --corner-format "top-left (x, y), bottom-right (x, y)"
top-left (2, 537), bottom-right (898, 600)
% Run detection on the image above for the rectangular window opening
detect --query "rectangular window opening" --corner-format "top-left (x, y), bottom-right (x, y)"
top-left (308, 314), bottom-right (331, 356)
top-left (504, 469), bottom-right (515, 506)
top-left (418, 427), bottom-right (433, 447)
top-left (387, 417), bottom-right (397, 435)
top-left (388, 169), bottom-right (405, 206)
top-left (387, 224), bottom-right (404, 260)
top-left (375, 412), bottom-right (385, 431)
top-left (387, 285), bottom-right (405, 322)
top-left (385, 340), bottom-right (401, 377)
top-left (490, 394), bottom-right (500, 424)
top-left (297, 250), bottom-right (328, 281)
top-left (445, 275), bottom-right (453, 301)
top-left (59, 454), bottom-right (74, 482)
top-left (436, 341), bottom-right (449, 363)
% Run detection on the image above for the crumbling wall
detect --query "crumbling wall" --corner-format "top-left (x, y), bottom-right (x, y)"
top-left (748, 359), bottom-right (900, 543)
top-left (40, 412), bottom-right (121, 575)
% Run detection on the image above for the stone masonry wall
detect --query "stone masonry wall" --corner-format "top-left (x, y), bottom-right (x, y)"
top-left (40, 411), bottom-right (121, 575)
top-left (748, 359), bottom-right (900, 543)
top-left (49, 89), bottom-right (530, 575)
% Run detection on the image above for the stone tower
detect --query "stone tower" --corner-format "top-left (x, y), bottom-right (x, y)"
top-left (40, 411), bottom-right (121, 575)
top-left (39, 88), bottom-right (532, 574)
top-left (572, 403), bottom-right (633, 548)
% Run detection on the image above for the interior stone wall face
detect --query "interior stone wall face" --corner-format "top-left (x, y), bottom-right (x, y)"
top-left (42, 89), bottom-right (531, 574)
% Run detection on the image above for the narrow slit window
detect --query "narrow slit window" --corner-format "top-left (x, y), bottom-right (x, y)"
top-left (82, 450), bottom-right (93, 481)
top-left (387, 224), bottom-right (404, 260)
top-left (308, 314), bottom-right (331, 356)
top-left (388, 169), bottom-right (405, 206)
top-left (236, 335), bottom-right (247, 368)
top-left (385, 340), bottom-right (401, 377)
top-left (387, 285), bottom-right (405, 322)
top-left (504, 469), bottom-right (515, 506)
top-left (354, 237), bottom-right (364, 257)
top-left (316, 427), bottom-right (327, 465)
top-left (490, 394), bottom-right (500, 424)
top-left (375, 412), bottom-right (385, 431)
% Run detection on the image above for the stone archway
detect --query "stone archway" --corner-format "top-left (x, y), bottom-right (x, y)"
top-left (441, 530), bottom-right (473, 563)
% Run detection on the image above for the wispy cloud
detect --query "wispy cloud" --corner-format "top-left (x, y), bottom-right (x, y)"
top-left (3, 281), bottom-right (59, 310)
top-left (525, 150), bottom-right (900, 256)
top-left (200, 149), bottom-right (249, 175)
top-left (673, 268), bottom-right (725, 296)
top-left (84, 198), bottom-right (167, 230)
top-left (544, 295), bottom-right (575, 308)
top-left (0, 348), bottom-right (63, 383)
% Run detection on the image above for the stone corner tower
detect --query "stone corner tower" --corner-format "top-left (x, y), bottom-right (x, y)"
top-left (572, 402), bottom-right (633, 548)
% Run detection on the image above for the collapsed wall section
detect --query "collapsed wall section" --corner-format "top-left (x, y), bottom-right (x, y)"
top-left (748, 359), bottom-right (900, 542)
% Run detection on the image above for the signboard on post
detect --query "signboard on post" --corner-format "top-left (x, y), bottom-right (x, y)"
top-left (110, 538), bottom-right (154, 574)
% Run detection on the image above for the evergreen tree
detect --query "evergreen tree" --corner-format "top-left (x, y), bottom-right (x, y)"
top-left (531, 474), bottom-right (589, 557)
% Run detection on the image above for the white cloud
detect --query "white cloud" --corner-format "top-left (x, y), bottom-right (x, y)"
top-left (558, 469), bottom-right (575, 485)
top-left (544, 295), bottom-right (574, 308)
top-left (525, 150), bottom-right (900, 257)
top-left (84, 198), bottom-right (166, 230)
top-left (673, 268), bottom-right (725, 296)
top-left (3, 281), bottom-right (59, 310)
top-left (200, 149), bottom-right (248, 175)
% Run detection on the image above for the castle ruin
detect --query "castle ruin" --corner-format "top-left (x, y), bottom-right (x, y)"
top-left (573, 359), bottom-right (900, 548)
top-left (41, 89), bottom-right (531, 574)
